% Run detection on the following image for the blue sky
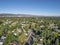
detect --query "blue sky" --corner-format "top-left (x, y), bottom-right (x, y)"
top-left (0, 0), bottom-right (60, 16)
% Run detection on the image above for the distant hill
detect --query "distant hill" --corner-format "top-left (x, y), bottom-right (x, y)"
top-left (0, 13), bottom-right (39, 17)
top-left (0, 13), bottom-right (60, 17)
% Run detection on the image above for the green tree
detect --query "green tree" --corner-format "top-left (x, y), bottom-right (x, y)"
top-left (3, 33), bottom-right (16, 45)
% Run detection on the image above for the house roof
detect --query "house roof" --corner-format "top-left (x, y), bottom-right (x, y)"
top-left (10, 41), bottom-right (19, 45)
top-left (0, 42), bottom-right (3, 45)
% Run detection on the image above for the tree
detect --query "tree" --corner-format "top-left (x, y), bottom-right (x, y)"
top-left (32, 42), bottom-right (37, 45)
top-left (3, 33), bottom-right (16, 45)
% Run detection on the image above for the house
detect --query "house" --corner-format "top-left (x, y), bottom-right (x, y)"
top-left (0, 41), bottom-right (3, 45)
top-left (40, 20), bottom-right (44, 23)
top-left (12, 30), bottom-right (15, 33)
top-left (9, 41), bottom-right (19, 45)
top-left (40, 25), bottom-right (45, 29)
top-left (17, 28), bottom-right (22, 33)
top-left (25, 29), bottom-right (35, 45)
top-left (49, 23), bottom-right (58, 29)
top-left (24, 33), bottom-right (28, 36)
top-left (0, 39), bottom-right (3, 45)
top-left (13, 33), bottom-right (17, 36)
top-left (11, 21), bottom-right (18, 26)
top-left (0, 35), bottom-right (6, 45)
top-left (1, 35), bottom-right (6, 41)
top-left (37, 43), bottom-right (42, 45)
top-left (40, 38), bottom-right (43, 44)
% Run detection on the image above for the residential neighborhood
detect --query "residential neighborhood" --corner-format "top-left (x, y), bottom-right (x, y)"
top-left (0, 17), bottom-right (60, 45)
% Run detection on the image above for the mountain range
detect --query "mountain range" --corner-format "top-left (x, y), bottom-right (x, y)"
top-left (0, 13), bottom-right (60, 17)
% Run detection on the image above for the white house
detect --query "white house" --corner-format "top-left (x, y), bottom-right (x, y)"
top-left (37, 43), bottom-right (42, 45)
top-left (1, 36), bottom-right (6, 40)
top-left (0, 35), bottom-right (6, 45)
top-left (0, 42), bottom-right (3, 45)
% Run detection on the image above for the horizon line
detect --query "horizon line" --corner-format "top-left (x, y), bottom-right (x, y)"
top-left (0, 13), bottom-right (60, 17)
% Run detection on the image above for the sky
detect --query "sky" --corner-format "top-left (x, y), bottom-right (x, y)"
top-left (0, 0), bottom-right (60, 16)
